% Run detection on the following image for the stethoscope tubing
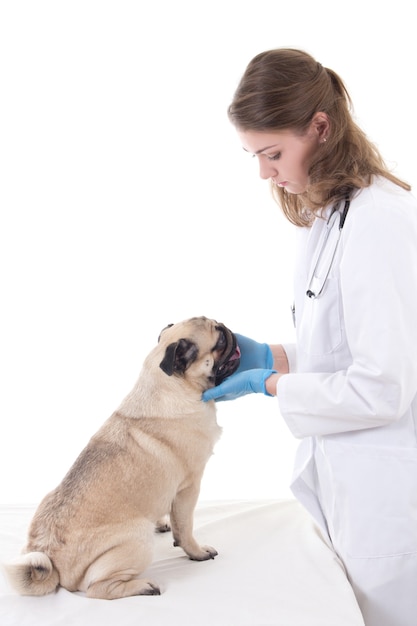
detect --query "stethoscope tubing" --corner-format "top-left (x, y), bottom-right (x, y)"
top-left (306, 196), bottom-right (351, 299)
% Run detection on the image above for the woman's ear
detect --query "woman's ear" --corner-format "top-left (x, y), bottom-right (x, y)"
top-left (310, 112), bottom-right (330, 143)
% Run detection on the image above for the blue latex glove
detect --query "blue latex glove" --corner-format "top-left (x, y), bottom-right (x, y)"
top-left (203, 368), bottom-right (277, 402)
top-left (235, 334), bottom-right (273, 373)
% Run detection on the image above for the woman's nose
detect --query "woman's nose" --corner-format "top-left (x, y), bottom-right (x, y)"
top-left (258, 157), bottom-right (276, 180)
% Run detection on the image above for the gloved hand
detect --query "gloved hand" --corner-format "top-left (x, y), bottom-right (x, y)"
top-left (203, 368), bottom-right (277, 402)
top-left (235, 334), bottom-right (273, 373)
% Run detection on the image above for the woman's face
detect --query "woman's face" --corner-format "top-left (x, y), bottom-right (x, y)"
top-left (237, 124), bottom-right (323, 195)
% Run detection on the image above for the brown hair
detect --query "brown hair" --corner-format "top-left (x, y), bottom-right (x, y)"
top-left (228, 48), bottom-right (410, 226)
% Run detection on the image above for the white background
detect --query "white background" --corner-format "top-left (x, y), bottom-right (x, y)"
top-left (1, 0), bottom-right (416, 505)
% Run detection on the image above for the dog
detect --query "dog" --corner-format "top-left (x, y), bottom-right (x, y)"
top-left (5, 316), bottom-right (240, 600)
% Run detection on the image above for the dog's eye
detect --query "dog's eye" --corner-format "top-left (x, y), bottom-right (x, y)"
top-left (213, 331), bottom-right (226, 351)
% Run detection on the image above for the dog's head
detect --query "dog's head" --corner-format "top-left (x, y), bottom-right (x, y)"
top-left (157, 316), bottom-right (240, 391)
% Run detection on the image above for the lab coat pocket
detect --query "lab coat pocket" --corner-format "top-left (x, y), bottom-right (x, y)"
top-left (327, 442), bottom-right (417, 559)
top-left (298, 278), bottom-right (342, 356)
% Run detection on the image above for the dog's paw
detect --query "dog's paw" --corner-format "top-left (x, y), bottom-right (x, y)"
top-left (155, 515), bottom-right (171, 533)
top-left (141, 582), bottom-right (161, 596)
top-left (188, 545), bottom-right (218, 561)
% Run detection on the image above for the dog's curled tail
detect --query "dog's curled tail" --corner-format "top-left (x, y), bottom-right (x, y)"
top-left (5, 552), bottom-right (59, 596)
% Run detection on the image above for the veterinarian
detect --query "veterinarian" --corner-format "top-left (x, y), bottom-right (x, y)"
top-left (203, 48), bottom-right (417, 626)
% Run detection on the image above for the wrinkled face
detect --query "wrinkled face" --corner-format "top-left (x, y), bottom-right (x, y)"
top-left (158, 316), bottom-right (241, 391)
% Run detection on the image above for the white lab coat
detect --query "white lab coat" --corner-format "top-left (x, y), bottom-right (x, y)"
top-left (277, 177), bottom-right (417, 626)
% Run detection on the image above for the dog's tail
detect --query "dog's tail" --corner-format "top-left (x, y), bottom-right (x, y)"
top-left (4, 552), bottom-right (60, 596)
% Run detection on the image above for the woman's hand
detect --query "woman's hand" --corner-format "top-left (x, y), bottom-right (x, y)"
top-left (234, 334), bottom-right (274, 372)
top-left (202, 368), bottom-right (277, 402)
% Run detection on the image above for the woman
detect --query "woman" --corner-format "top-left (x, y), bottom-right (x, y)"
top-left (203, 48), bottom-right (417, 626)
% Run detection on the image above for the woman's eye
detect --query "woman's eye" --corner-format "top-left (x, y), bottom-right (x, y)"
top-left (268, 152), bottom-right (281, 161)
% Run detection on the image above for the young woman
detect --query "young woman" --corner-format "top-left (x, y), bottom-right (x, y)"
top-left (203, 48), bottom-right (417, 626)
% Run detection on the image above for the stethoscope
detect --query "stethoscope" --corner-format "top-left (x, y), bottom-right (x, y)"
top-left (305, 195), bottom-right (351, 299)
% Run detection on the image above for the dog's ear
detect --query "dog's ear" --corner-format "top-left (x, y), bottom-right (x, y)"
top-left (159, 339), bottom-right (199, 376)
top-left (158, 323), bottom-right (174, 343)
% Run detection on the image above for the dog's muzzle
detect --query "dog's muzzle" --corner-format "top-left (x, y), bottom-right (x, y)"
top-left (214, 330), bottom-right (241, 386)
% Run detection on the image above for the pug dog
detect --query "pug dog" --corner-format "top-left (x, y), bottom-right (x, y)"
top-left (5, 316), bottom-right (240, 600)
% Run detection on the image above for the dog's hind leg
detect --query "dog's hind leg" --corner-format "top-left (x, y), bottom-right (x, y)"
top-left (87, 575), bottom-right (160, 599)
top-left (155, 514), bottom-right (171, 533)
top-left (84, 525), bottom-right (160, 599)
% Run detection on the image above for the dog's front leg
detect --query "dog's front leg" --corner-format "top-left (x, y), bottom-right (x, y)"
top-left (170, 485), bottom-right (217, 561)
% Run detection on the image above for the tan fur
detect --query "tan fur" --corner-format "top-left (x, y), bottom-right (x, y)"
top-left (4, 317), bottom-right (240, 600)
